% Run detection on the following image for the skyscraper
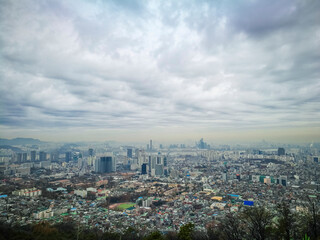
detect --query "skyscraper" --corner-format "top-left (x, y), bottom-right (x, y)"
top-left (151, 156), bottom-right (156, 170)
top-left (16, 153), bottom-right (22, 163)
top-left (155, 164), bottom-right (164, 176)
top-left (88, 148), bottom-right (94, 157)
top-left (39, 151), bottom-right (47, 161)
top-left (141, 163), bottom-right (147, 175)
top-left (127, 148), bottom-right (133, 158)
top-left (150, 140), bottom-right (152, 151)
top-left (156, 156), bottom-right (161, 165)
top-left (163, 156), bottom-right (167, 167)
top-left (278, 148), bottom-right (285, 156)
top-left (65, 152), bottom-right (72, 162)
top-left (50, 152), bottom-right (58, 162)
top-left (148, 156), bottom-right (152, 174)
top-left (31, 150), bottom-right (36, 161)
top-left (163, 156), bottom-right (168, 176)
top-left (95, 156), bottom-right (114, 173)
top-left (22, 153), bottom-right (27, 162)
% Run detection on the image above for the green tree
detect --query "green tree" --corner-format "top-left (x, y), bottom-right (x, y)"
top-left (102, 231), bottom-right (121, 240)
top-left (178, 223), bottom-right (195, 240)
top-left (122, 226), bottom-right (141, 240)
top-left (242, 206), bottom-right (273, 240)
top-left (191, 230), bottom-right (208, 240)
top-left (165, 231), bottom-right (179, 240)
top-left (305, 197), bottom-right (320, 240)
top-left (274, 202), bottom-right (298, 240)
top-left (219, 213), bottom-right (245, 240)
top-left (144, 231), bottom-right (165, 240)
top-left (32, 222), bottom-right (60, 240)
top-left (55, 222), bottom-right (76, 239)
top-left (206, 225), bottom-right (221, 240)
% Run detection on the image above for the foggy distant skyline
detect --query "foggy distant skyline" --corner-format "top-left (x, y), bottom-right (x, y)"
top-left (0, 0), bottom-right (319, 143)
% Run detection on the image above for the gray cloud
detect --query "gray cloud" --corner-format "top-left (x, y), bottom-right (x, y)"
top-left (0, 0), bottom-right (319, 142)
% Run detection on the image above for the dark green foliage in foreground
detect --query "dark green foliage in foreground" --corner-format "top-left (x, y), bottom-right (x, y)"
top-left (242, 206), bottom-right (274, 240)
top-left (178, 223), bottom-right (195, 240)
top-left (1, 203), bottom-right (320, 240)
top-left (144, 231), bottom-right (165, 240)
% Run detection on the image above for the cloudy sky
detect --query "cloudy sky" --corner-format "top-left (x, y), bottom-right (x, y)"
top-left (0, 0), bottom-right (319, 143)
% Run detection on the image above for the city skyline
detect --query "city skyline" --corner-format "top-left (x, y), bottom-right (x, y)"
top-left (1, 0), bottom-right (320, 143)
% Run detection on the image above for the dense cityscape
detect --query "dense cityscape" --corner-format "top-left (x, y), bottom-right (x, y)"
top-left (0, 138), bottom-right (319, 239)
top-left (1, 0), bottom-right (320, 239)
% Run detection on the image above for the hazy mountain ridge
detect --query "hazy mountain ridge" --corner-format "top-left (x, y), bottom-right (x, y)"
top-left (0, 145), bottom-right (22, 152)
top-left (0, 138), bottom-right (45, 145)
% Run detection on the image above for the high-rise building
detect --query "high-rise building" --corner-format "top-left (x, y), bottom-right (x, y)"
top-left (156, 156), bottom-right (161, 165)
top-left (278, 148), bottom-right (285, 156)
top-left (164, 168), bottom-right (168, 176)
top-left (163, 156), bottom-right (167, 167)
top-left (95, 156), bottom-right (114, 173)
top-left (163, 156), bottom-right (168, 176)
top-left (72, 153), bottom-right (79, 162)
top-left (50, 152), bottom-right (58, 162)
top-left (150, 140), bottom-right (153, 151)
top-left (151, 156), bottom-right (156, 170)
top-left (141, 163), bottom-right (147, 175)
top-left (148, 156), bottom-right (152, 174)
top-left (65, 152), bottom-right (72, 162)
top-left (134, 149), bottom-right (139, 157)
top-left (31, 151), bottom-right (36, 161)
top-left (88, 148), bottom-right (94, 157)
top-left (137, 151), bottom-right (147, 166)
top-left (127, 148), bottom-right (133, 158)
top-left (16, 153), bottom-right (22, 163)
top-left (39, 151), bottom-right (47, 161)
top-left (22, 153), bottom-right (28, 162)
top-left (155, 164), bottom-right (164, 176)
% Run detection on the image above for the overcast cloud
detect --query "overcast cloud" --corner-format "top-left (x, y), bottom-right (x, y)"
top-left (0, 0), bottom-right (319, 142)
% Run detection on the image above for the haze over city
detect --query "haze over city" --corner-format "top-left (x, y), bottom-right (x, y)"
top-left (1, 2), bottom-right (320, 239)
top-left (0, 0), bottom-right (319, 143)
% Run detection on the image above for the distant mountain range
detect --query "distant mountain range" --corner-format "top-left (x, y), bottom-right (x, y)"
top-left (0, 145), bottom-right (22, 152)
top-left (0, 138), bottom-right (45, 145)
